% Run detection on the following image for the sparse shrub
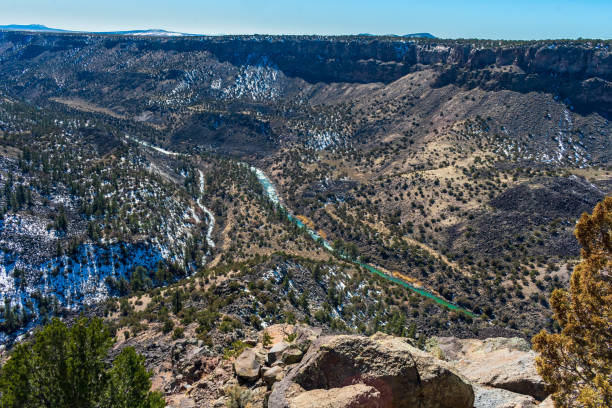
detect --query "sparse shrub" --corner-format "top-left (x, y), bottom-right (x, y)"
top-left (224, 385), bottom-right (251, 408)
top-left (162, 319), bottom-right (174, 334)
top-left (219, 315), bottom-right (242, 333)
top-left (223, 341), bottom-right (251, 360)
top-left (172, 327), bottom-right (184, 340)
top-left (262, 330), bottom-right (272, 347)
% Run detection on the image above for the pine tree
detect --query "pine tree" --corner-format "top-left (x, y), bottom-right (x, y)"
top-left (102, 347), bottom-right (165, 408)
top-left (55, 205), bottom-right (68, 232)
top-left (172, 289), bottom-right (183, 314)
top-left (532, 197), bottom-right (611, 407)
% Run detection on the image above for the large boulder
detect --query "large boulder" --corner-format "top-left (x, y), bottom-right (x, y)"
top-left (435, 337), bottom-right (550, 400)
top-left (233, 348), bottom-right (261, 382)
top-left (269, 333), bottom-right (474, 408)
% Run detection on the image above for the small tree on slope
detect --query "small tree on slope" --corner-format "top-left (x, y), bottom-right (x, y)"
top-left (532, 196), bottom-right (611, 408)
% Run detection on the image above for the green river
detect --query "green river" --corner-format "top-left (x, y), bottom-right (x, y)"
top-left (250, 166), bottom-right (475, 317)
top-left (126, 134), bottom-right (475, 317)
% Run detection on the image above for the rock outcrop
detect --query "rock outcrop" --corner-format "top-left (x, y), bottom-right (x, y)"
top-left (143, 325), bottom-right (551, 408)
top-left (539, 396), bottom-right (555, 408)
top-left (435, 337), bottom-right (551, 400)
top-left (281, 348), bottom-right (303, 365)
top-left (269, 332), bottom-right (474, 408)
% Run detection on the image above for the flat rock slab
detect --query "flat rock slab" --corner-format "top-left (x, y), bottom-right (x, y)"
top-left (288, 384), bottom-right (382, 408)
top-left (474, 384), bottom-right (537, 408)
top-left (436, 337), bottom-right (550, 400)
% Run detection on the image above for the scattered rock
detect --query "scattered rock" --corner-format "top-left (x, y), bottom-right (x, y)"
top-left (244, 337), bottom-right (259, 347)
top-left (248, 385), bottom-right (270, 408)
top-left (234, 348), bottom-right (261, 382)
top-left (269, 333), bottom-right (474, 408)
top-left (436, 337), bottom-right (551, 400)
top-left (267, 342), bottom-right (290, 365)
top-left (292, 325), bottom-right (322, 352)
top-left (178, 397), bottom-right (196, 408)
top-left (263, 365), bottom-right (285, 386)
top-left (212, 397), bottom-right (227, 408)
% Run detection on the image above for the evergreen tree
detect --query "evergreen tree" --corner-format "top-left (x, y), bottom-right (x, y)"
top-left (0, 318), bottom-right (164, 408)
top-left (532, 197), bottom-right (611, 408)
top-left (171, 289), bottom-right (183, 315)
top-left (102, 347), bottom-right (165, 408)
top-left (55, 205), bottom-right (68, 232)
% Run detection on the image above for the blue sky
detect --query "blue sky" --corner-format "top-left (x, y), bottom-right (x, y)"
top-left (2, 0), bottom-right (611, 39)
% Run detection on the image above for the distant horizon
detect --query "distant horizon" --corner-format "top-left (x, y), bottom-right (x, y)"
top-left (1, 24), bottom-right (440, 38)
top-left (2, 1), bottom-right (611, 40)
top-left (1, 24), bottom-right (611, 41)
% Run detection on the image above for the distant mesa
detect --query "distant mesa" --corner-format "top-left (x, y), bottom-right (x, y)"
top-left (403, 32), bottom-right (436, 38)
top-left (101, 29), bottom-right (191, 36)
top-left (0, 24), bottom-right (191, 36)
top-left (0, 24), bottom-right (69, 33)
top-left (358, 32), bottom-right (436, 38)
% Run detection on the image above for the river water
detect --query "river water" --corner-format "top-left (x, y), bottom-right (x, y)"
top-left (125, 134), bottom-right (473, 316)
top-left (250, 166), bottom-right (474, 317)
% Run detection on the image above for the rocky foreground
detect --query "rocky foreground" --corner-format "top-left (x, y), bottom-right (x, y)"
top-left (133, 324), bottom-right (554, 408)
